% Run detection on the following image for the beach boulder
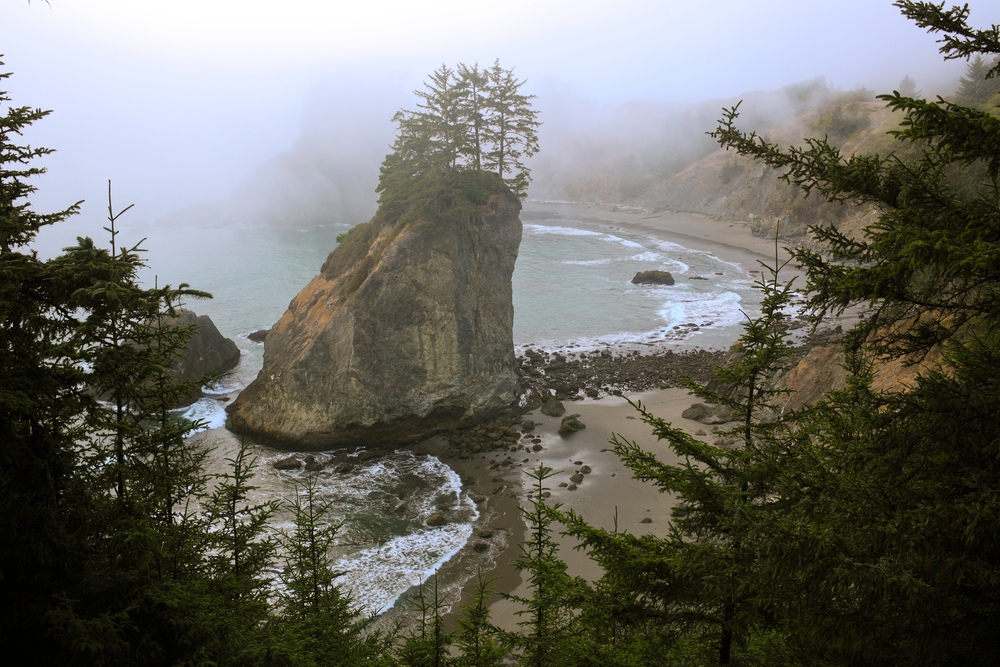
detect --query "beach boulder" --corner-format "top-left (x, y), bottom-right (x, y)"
top-left (559, 414), bottom-right (586, 436)
top-left (631, 270), bottom-right (675, 285)
top-left (227, 174), bottom-right (522, 449)
top-left (541, 398), bottom-right (566, 417)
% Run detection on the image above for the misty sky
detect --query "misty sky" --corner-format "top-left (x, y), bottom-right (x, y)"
top-left (3, 0), bottom-right (986, 229)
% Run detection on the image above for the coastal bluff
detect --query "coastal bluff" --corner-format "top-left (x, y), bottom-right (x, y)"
top-left (227, 175), bottom-right (522, 449)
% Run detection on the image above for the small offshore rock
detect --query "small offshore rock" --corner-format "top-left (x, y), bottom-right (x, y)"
top-left (631, 270), bottom-right (674, 286)
top-left (478, 530), bottom-right (494, 539)
top-left (473, 542), bottom-right (489, 553)
top-left (540, 398), bottom-right (566, 417)
top-left (426, 513), bottom-right (448, 527)
top-left (247, 329), bottom-right (270, 342)
top-left (273, 456), bottom-right (301, 470)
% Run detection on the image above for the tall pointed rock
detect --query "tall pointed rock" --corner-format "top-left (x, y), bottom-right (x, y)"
top-left (227, 173), bottom-right (521, 449)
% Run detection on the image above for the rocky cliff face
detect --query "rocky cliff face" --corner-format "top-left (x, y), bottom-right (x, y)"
top-left (227, 178), bottom-right (522, 449)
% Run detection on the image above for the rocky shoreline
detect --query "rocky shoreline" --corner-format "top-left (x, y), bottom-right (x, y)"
top-left (437, 323), bottom-right (844, 460)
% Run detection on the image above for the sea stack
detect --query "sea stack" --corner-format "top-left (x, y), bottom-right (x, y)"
top-left (227, 173), bottom-right (522, 449)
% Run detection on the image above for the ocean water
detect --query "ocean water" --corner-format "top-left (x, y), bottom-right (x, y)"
top-left (52, 203), bottom-right (765, 615)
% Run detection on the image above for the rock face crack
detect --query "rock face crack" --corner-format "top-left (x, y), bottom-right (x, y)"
top-left (227, 189), bottom-right (522, 450)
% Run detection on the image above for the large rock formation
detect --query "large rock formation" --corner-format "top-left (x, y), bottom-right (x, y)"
top-left (227, 176), bottom-right (522, 449)
top-left (167, 309), bottom-right (241, 406)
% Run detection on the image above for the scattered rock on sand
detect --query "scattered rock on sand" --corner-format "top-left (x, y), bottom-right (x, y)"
top-left (569, 473), bottom-right (585, 484)
top-left (559, 414), bottom-right (586, 436)
top-left (541, 398), bottom-right (566, 417)
top-left (682, 402), bottom-right (735, 424)
top-left (640, 517), bottom-right (653, 524)
top-left (521, 419), bottom-right (536, 432)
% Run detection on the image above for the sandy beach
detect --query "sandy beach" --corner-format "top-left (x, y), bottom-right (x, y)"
top-left (437, 201), bottom-right (788, 631)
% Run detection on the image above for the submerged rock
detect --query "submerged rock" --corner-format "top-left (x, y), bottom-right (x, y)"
top-left (227, 174), bottom-right (522, 449)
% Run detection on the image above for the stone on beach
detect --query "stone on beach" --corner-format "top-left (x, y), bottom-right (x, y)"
top-left (540, 398), bottom-right (566, 417)
top-left (559, 414), bottom-right (586, 436)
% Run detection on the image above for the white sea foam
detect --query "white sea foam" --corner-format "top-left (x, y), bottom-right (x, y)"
top-left (333, 521), bottom-right (474, 615)
top-left (177, 397), bottom-right (228, 431)
top-left (524, 224), bottom-right (605, 237)
top-left (525, 223), bottom-right (645, 249)
top-left (563, 250), bottom-right (665, 266)
top-left (258, 450), bottom-right (477, 616)
top-left (656, 290), bottom-right (744, 329)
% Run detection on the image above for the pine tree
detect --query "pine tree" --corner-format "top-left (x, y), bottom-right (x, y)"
top-left (0, 58), bottom-right (90, 664)
top-left (398, 575), bottom-right (453, 667)
top-left (453, 568), bottom-right (508, 667)
top-left (704, 1), bottom-right (1000, 663)
top-left (558, 250), bottom-right (799, 665)
top-left (506, 466), bottom-right (587, 667)
top-left (482, 61), bottom-right (540, 198)
top-left (378, 61), bottom-right (540, 203)
top-left (898, 73), bottom-right (920, 98)
top-left (954, 54), bottom-right (1000, 106)
top-left (457, 63), bottom-right (490, 171)
top-left (274, 471), bottom-right (391, 666)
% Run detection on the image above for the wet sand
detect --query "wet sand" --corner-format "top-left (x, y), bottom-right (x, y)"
top-left (451, 389), bottom-right (699, 631)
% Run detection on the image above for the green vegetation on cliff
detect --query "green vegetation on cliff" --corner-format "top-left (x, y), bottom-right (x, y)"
top-left (378, 61), bottom-right (540, 199)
